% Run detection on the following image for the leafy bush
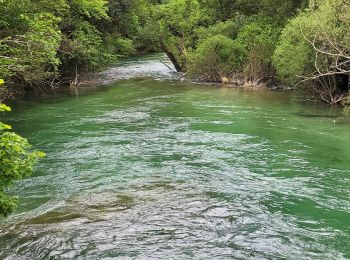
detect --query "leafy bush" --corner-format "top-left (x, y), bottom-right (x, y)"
top-left (196, 20), bottom-right (242, 42)
top-left (272, 14), bottom-right (315, 84)
top-left (0, 81), bottom-right (45, 216)
top-left (236, 18), bottom-right (281, 82)
top-left (0, 13), bottom-right (62, 85)
top-left (0, 0), bottom-right (143, 89)
top-left (273, 0), bottom-right (350, 104)
top-left (60, 21), bottom-right (116, 70)
top-left (274, 0), bottom-right (350, 84)
top-left (136, 22), bottom-right (161, 53)
top-left (113, 38), bottom-right (136, 57)
top-left (71, 0), bottom-right (108, 19)
top-left (189, 35), bottom-right (246, 81)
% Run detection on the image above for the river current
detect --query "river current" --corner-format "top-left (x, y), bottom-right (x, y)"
top-left (0, 55), bottom-right (350, 259)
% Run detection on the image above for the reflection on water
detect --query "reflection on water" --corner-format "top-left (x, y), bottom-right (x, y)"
top-left (0, 56), bottom-right (350, 259)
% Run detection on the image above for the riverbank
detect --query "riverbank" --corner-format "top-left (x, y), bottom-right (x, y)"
top-left (72, 53), bottom-right (293, 92)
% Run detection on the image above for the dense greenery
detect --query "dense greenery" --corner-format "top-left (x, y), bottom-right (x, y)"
top-left (0, 0), bottom-right (146, 90)
top-left (144, 0), bottom-right (349, 104)
top-left (273, 0), bottom-right (350, 104)
top-left (0, 0), bottom-right (349, 105)
top-left (143, 0), bottom-right (304, 78)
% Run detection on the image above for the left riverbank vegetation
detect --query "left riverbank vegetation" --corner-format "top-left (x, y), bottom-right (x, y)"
top-left (0, 0), bottom-right (349, 105)
top-left (0, 80), bottom-right (45, 217)
top-left (0, 0), bottom-right (147, 93)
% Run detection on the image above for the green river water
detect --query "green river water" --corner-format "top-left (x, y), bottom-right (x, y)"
top-left (0, 56), bottom-right (350, 259)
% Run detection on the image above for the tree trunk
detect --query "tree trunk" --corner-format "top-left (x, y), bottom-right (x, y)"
top-left (161, 46), bottom-right (182, 72)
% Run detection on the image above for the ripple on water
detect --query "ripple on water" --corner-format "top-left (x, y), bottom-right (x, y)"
top-left (0, 181), bottom-right (346, 259)
top-left (1, 70), bottom-right (350, 259)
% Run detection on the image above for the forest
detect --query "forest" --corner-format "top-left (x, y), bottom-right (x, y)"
top-left (0, 0), bottom-right (349, 105)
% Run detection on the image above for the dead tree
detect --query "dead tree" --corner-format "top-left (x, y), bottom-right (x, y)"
top-left (298, 2), bottom-right (350, 104)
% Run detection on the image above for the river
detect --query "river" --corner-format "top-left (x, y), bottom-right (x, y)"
top-left (0, 54), bottom-right (350, 259)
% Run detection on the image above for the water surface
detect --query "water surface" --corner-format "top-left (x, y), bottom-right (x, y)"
top-left (0, 57), bottom-right (350, 259)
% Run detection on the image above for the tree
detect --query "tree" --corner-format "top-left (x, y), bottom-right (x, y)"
top-left (273, 0), bottom-right (350, 104)
top-left (237, 18), bottom-right (281, 84)
top-left (189, 35), bottom-right (246, 81)
top-left (0, 0), bottom-right (144, 91)
top-left (0, 1), bottom-right (65, 87)
top-left (149, 0), bottom-right (207, 71)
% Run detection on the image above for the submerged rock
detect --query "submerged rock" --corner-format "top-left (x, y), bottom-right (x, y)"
top-left (20, 192), bottom-right (136, 226)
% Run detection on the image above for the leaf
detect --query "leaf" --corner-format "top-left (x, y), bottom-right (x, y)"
top-left (0, 104), bottom-right (11, 112)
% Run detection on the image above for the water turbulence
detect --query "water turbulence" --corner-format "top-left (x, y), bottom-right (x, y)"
top-left (95, 54), bottom-right (179, 85)
top-left (0, 55), bottom-right (350, 259)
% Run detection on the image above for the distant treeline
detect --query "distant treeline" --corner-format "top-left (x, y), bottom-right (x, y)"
top-left (0, 0), bottom-right (349, 109)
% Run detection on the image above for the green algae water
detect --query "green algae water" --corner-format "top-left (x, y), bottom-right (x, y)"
top-left (1, 56), bottom-right (350, 259)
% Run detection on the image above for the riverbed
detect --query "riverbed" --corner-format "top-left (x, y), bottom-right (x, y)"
top-left (0, 55), bottom-right (350, 259)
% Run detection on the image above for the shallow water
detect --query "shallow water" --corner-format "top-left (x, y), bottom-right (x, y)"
top-left (0, 56), bottom-right (350, 259)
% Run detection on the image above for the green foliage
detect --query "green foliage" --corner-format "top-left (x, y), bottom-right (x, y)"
top-left (257, 0), bottom-right (307, 20)
top-left (17, 13), bottom-right (62, 83)
top-left (0, 0), bottom-right (144, 88)
top-left (190, 35), bottom-right (246, 81)
top-left (0, 101), bottom-right (45, 216)
top-left (71, 0), bottom-right (108, 19)
top-left (199, 0), bottom-right (239, 21)
top-left (151, 0), bottom-right (207, 70)
top-left (113, 38), bottom-right (136, 57)
top-left (144, 0), bottom-right (305, 81)
top-left (237, 19), bottom-right (280, 52)
top-left (0, 79), bottom-right (4, 100)
top-left (156, 0), bottom-right (204, 34)
top-left (31, 0), bottom-right (69, 15)
top-left (0, 0), bottom-right (348, 107)
top-left (237, 18), bottom-right (281, 81)
top-left (0, 79), bottom-right (44, 216)
top-left (196, 20), bottom-right (242, 42)
top-left (273, 0), bottom-right (350, 87)
top-left (272, 15), bottom-right (314, 84)
top-left (107, 3), bottom-right (141, 38)
top-left (60, 21), bottom-right (116, 70)
top-left (199, 0), bottom-right (306, 22)
top-left (0, 1), bottom-right (64, 85)
top-left (137, 22), bottom-right (161, 53)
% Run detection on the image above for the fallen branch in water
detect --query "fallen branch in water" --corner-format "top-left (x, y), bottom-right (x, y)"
top-left (159, 60), bottom-right (173, 71)
top-left (177, 71), bottom-right (188, 80)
